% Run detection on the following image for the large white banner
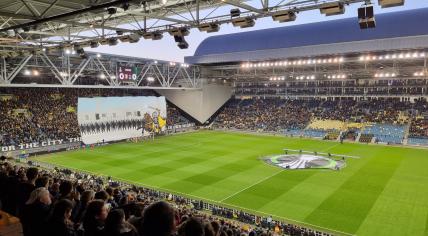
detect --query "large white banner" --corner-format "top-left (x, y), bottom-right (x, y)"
top-left (78, 96), bottom-right (167, 144)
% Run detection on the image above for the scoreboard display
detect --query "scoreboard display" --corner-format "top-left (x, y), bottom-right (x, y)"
top-left (117, 65), bottom-right (141, 80)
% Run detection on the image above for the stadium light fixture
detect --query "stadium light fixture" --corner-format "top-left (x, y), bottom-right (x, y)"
top-left (230, 8), bottom-right (241, 18)
top-left (358, 5), bottom-right (376, 29)
top-left (90, 41), bottom-right (99, 48)
top-left (99, 73), bottom-right (106, 79)
top-left (169, 27), bottom-right (190, 37)
top-left (272, 10), bottom-right (296, 23)
top-left (65, 49), bottom-right (71, 54)
top-left (198, 23), bottom-right (220, 33)
top-left (232, 17), bottom-right (255, 28)
top-left (33, 70), bottom-right (39, 76)
top-left (374, 72), bottom-right (397, 78)
top-left (320, 2), bottom-right (345, 16)
top-left (378, 0), bottom-right (404, 8)
top-left (147, 76), bottom-right (155, 82)
top-left (107, 7), bottom-right (117, 15)
top-left (414, 72), bottom-right (425, 77)
top-left (108, 38), bottom-right (119, 46)
top-left (97, 53), bottom-right (101, 58)
top-left (23, 69), bottom-right (31, 76)
top-left (142, 32), bottom-right (163, 40)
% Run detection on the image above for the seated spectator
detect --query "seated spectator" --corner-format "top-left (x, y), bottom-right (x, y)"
top-left (102, 209), bottom-right (138, 236)
top-left (47, 199), bottom-right (76, 236)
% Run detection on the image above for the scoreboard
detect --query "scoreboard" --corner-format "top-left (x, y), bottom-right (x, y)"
top-left (117, 65), bottom-right (141, 80)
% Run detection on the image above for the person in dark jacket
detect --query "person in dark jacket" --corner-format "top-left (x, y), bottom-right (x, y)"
top-left (82, 199), bottom-right (108, 236)
top-left (47, 199), bottom-right (77, 236)
top-left (21, 187), bottom-right (52, 236)
top-left (16, 167), bottom-right (38, 216)
top-left (102, 209), bottom-right (139, 236)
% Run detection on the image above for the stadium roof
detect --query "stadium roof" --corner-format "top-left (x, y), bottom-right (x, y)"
top-left (185, 7), bottom-right (428, 65)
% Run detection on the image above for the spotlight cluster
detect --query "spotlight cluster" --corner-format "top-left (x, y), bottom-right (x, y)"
top-left (359, 52), bottom-right (426, 61)
top-left (269, 76), bottom-right (285, 81)
top-left (326, 74), bottom-right (347, 79)
top-left (413, 72), bottom-right (426, 77)
top-left (181, 63), bottom-right (190, 68)
top-left (295, 75), bottom-right (316, 80)
top-left (374, 73), bottom-right (397, 78)
top-left (241, 57), bottom-right (344, 68)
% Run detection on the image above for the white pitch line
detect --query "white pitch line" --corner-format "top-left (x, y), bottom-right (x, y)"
top-left (220, 169), bottom-right (285, 203)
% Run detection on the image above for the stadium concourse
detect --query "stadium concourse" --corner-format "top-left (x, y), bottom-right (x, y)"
top-left (2, 1), bottom-right (428, 236)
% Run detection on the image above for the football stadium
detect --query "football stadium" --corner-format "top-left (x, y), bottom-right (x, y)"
top-left (1, 0), bottom-right (428, 236)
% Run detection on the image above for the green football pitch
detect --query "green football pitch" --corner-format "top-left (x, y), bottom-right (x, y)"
top-left (34, 131), bottom-right (428, 236)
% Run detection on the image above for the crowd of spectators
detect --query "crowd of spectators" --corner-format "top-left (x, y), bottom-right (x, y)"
top-left (214, 97), bottom-right (428, 139)
top-left (0, 161), bottom-right (326, 236)
top-left (0, 88), bottom-right (190, 146)
top-left (215, 99), bottom-right (313, 132)
top-left (167, 106), bottom-right (191, 126)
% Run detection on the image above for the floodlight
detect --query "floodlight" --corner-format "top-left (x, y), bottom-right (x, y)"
top-left (198, 23), bottom-right (220, 33)
top-left (232, 17), bottom-right (255, 28)
top-left (320, 2), bottom-right (345, 16)
top-left (378, 0), bottom-right (404, 8)
top-left (272, 10), bottom-right (296, 23)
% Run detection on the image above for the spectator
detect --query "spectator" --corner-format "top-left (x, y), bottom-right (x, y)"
top-left (47, 199), bottom-right (77, 236)
top-left (16, 167), bottom-right (39, 216)
top-left (102, 209), bottom-right (138, 236)
top-left (82, 200), bottom-right (109, 236)
top-left (21, 187), bottom-right (52, 236)
top-left (139, 201), bottom-right (177, 236)
top-left (178, 217), bottom-right (205, 236)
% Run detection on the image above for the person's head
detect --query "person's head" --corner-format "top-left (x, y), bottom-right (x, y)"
top-left (59, 180), bottom-right (73, 197)
top-left (211, 221), bottom-right (220, 236)
top-left (105, 209), bottom-right (125, 230)
top-left (130, 202), bottom-right (145, 218)
top-left (81, 190), bottom-right (95, 205)
top-left (204, 221), bottom-right (215, 236)
top-left (51, 199), bottom-right (74, 222)
top-left (179, 217), bottom-right (204, 236)
top-left (35, 176), bottom-right (50, 188)
top-left (83, 199), bottom-right (109, 228)
top-left (140, 201), bottom-right (177, 236)
top-left (95, 190), bottom-right (109, 202)
top-left (26, 187), bottom-right (51, 205)
top-left (26, 167), bottom-right (39, 182)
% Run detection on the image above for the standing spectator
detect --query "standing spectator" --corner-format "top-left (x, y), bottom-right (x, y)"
top-left (21, 187), bottom-right (52, 236)
top-left (17, 167), bottom-right (39, 216)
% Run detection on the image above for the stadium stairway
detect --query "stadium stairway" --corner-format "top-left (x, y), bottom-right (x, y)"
top-left (403, 123), bottom-right (411, 145)
top-left (356, 133), bottom-right (362, 142)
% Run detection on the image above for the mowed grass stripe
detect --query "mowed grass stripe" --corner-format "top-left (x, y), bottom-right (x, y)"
top-left (356, 148), bottom-right (428, 236)
top-left (303, 148), bottom-right (404, 234)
